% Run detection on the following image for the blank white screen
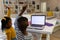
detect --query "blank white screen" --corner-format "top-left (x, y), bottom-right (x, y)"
top-left (32, 16), bottom-right (45, 25)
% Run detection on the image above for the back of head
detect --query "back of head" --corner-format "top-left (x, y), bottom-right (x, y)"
top-left (1, 16), bottom-right (11, 31)
top-left (17, 16), bottom-right (28, 32)
top-left (17, 16), bottom-right (28, 23)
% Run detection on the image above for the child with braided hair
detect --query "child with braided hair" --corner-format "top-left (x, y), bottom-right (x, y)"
top-left (1, 6), bottom-right (17, 40)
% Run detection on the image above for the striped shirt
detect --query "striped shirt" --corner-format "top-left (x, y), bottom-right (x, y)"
top-left (14, 16), bottom-right (25, 40)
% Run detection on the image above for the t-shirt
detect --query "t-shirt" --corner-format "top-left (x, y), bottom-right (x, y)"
top-left (14, 16), bottom-right (25, 40)
top-left (5, 27), bottom-right (16, 40)
top-left (14, 16), bottom-right (21, 31)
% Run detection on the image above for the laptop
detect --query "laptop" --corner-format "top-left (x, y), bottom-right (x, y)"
top-left (28, 15), bottom-right (46, 30)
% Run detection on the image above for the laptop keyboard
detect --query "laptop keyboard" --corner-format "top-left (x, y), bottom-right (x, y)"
top-left (27, 26), bottom-right (44, 30)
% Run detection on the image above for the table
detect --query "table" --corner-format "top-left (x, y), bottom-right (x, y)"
top-left (0, 14), bottom-right (60, 40)
top-left (27, 18), bottom-right (59, 40)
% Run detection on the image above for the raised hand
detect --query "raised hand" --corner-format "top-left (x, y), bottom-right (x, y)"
top-left (4, 5), bottom-right (11, 9)
top-left (19, 4), bottom-right (27, 16)
top-left (23, 4), bottom-right (27, 11)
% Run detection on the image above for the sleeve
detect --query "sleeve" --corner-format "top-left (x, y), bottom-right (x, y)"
top-left (7, 8), bottom-right (11, 17)
top-left (14, 16), bottom-right (21, 31)
top-left (5, 30), bottom-right (11, 40)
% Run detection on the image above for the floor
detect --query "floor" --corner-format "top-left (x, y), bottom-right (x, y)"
top-left (33, 29), bottom-right (60, 40)
top-left (50, 29), bottom-right (60, 40)
top-left (43, 30), bottom-right (60, 40)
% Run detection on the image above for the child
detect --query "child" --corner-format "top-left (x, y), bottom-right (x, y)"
top-left (17, 16), bottom-right (33, 40)
top-left (1, 6), bottom-right (16, 40)
top-left (14, 4), bottom-right (33, 40)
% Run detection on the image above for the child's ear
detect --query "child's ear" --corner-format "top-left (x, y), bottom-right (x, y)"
top-left (28, 21), bottom-right (30, 26)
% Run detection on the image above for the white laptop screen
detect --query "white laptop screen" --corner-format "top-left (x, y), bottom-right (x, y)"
top-left (31, 15), bottom-right (46, 26)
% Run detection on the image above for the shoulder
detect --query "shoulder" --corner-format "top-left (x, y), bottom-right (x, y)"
top-left (10, 27), bottom-right (14, 30)
top-left (16, 16), bottom-right (21, 20)
top-left (5, 29), bottom-right (11, 34)
top-left (14, 16), bottom-right (21, 24)
top-left (10, 27), bottom-right (16, 32)
top-left (16, 31), bottom-right (22, 35)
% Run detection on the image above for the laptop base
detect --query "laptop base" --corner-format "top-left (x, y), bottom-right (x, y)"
top-left (28, 26), bottom-right (44, 30)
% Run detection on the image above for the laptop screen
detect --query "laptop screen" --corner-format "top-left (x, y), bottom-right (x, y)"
top-left (31, 15), bottom-right (46, 26)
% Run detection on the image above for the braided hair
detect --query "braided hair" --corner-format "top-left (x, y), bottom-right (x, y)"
top-left (1, 17), bottom-right (11, 31)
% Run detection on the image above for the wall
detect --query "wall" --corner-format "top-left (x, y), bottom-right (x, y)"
top-left (0, 0), bottom-right (60, 18)
top-left (0, 0), bottom-right (4, 19)
top-left (46, 0), bottom-right (60, 11)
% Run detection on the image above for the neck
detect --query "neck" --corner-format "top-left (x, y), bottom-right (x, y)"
top-left (22, 30), bottom-right (28, 35)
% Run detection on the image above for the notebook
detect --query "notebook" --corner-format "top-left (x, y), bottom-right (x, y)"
top-left (28, 15), bottom-right (46, 30)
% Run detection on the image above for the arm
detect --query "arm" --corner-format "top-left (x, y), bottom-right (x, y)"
top-left (4, 5), bottom-right (11, 17)
top-left (19, 4), bottom-right (27, 16)
top-left (5, 30), bottom-right (11, 40)
top-left (6, 7), bottom-right (11, 17)
top-left (14, 4), bottom-right (27, 31)
top-left (6, 33), bottom-right (11, 40)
